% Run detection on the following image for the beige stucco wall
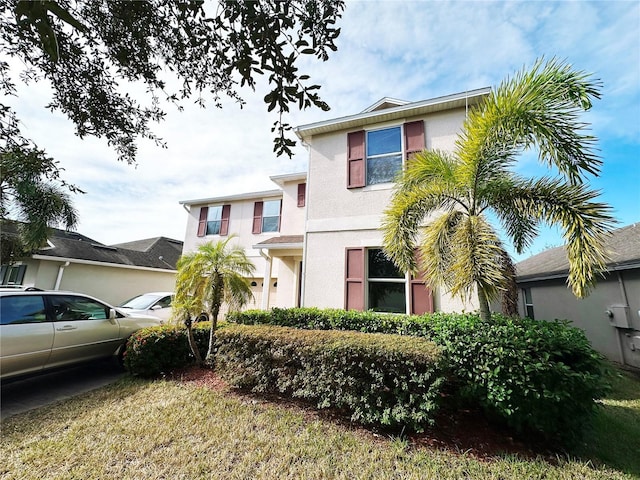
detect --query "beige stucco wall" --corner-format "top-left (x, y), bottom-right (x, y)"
top-left (20, 258), bottom-right (176, 306)
top-left (302, 230), bottom-right (475, 313)
top-left (302, 107), bottom-right (478, 313)
top-left (182, 195), bottom-right (281, 276)
top-left (279, 180), bottom-right (307, 235)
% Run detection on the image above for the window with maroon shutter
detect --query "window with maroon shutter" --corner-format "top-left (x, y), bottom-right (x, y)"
top-left (197, 207), bottom-right (208, 237)
top-left (404, 120), bottom-right (425, 161)
top-left (252, 201), bottom-right (263, 234)
top-left (347, 131), bottom-right (365, 188)
top-left (220, 204), bottom-right (231, 236)
top-left (297, 183), bottom-right (306, 207)
top-left (345, 248), bottom-right (365, 311)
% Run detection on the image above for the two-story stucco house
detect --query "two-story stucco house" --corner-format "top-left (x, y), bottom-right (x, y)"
top-left (181, 88), bottom-right (491, 315)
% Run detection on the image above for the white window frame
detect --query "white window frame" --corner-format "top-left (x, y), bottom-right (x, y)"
top-left (365, 125), bottom-right (404, 186)
top-left (365, 248), bottom-right (408, 314)
top-left (206, 205), bottom-right (223, 235)
top-left (261, 199), bottom-right (281, 233)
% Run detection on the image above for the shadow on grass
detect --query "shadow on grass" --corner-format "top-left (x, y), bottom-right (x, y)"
top-left (568, 370), bottom-right (640, 477)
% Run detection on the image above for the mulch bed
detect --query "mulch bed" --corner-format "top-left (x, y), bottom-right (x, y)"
top-left (167, 365), bottom-right (556, 462)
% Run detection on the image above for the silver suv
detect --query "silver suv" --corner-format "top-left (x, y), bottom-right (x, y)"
top-left (0, 289), bottom-right (162, 381)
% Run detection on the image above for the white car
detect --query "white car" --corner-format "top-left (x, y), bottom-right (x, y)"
top-left (0, 289), bottom-right (162, 381)
top-left (118, 292), bottom-right (174, 322)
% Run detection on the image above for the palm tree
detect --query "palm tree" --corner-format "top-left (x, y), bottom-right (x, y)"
top-left (382, 58), bottom-right (616, 321)
top-left (1, 146), bottom-right (81, 259)
top-left (174, 236), bottom-right (255, 364)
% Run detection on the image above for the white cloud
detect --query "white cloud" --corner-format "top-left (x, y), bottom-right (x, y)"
top-left (5, 0), bottom-right (639, 253)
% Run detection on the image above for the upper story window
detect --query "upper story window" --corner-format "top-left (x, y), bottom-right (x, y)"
top-left (206, 206), bottom-right (223, 235)
top-left (197, 205), bottom-right (230, 237)
top-left (366, 127), bottom-right (402, 185)
top-left (252, 199), bottom-right (281, 234)
top-left (347, 120), bottom-right (424, 189)
top-left (262, 200), bottom-right (281, 232)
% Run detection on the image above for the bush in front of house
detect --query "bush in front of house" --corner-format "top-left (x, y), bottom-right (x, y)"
top-left (427, 312), bottom-right (611, 444)
top-left (227, 307), bottom-right (435, 337)
top-left (214, 324), bottom-right (446, 431)
top-left (123, 322), bottom-right (210, 377)
top-left (228, 308), bottom-right (610, 444)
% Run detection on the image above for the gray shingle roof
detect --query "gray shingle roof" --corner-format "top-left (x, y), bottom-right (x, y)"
top-left (516, 223), bottom-right (640, 281)
top-left (23, 226), bottom-right (184, 270)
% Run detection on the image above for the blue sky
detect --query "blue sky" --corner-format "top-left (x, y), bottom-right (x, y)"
top-left (8, 0), bottom-right (640, 262)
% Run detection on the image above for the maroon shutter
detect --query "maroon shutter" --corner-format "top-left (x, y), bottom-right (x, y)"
top-left (297, 183), bottom-right (306, 207)
top-left (252, 201), bottom-right (263, 234)
top-left (409, 252), bottom-right (433, 314)
top-left (347, 131), bottom-right (365, 188)
top-left (220, 204), bottom-right (231, 236)
top-left (197, 207), bottom-right (208, 237)
top-left (404, 120), bottom-right (425, 160)
top-left (345, 248), bottom-right (365, 311)
top-left (410, 277), bottom-right (433, 314)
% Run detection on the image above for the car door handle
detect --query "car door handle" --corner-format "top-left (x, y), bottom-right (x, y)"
top-left (56, 325), bottom-right (78, 331)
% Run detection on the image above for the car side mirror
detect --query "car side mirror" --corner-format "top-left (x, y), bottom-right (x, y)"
top-left (151, 305), bottom-right (162, 310)
top-left (109, 308), bottom-right (117, 324)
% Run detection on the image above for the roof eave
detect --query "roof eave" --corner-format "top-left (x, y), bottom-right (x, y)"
top-left (295, 87), bottom-right (491, 141)
top-left (179, 189), bottom-right (283, 207)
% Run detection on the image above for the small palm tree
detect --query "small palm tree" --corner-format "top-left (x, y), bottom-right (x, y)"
top-left (174, 236), bottom-right (255, 364)
top-left (382, 58), bottom-right (616, 321)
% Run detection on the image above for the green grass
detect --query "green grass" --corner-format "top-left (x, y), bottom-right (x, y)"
top-left (1, 368), bottom-right (638, 480)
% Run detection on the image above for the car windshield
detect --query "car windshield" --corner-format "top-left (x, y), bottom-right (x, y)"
top-left (119, 294), bottom-right (161, 310)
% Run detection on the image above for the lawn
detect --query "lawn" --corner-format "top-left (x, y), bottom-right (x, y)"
top-left (1, 367), bottom-right (638, 480)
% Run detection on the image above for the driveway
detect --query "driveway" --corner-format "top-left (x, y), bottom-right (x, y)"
top-left (1, 360), bottom-right (126, 420)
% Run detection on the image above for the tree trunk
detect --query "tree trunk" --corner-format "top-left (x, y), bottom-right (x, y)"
top-left (206, 275), bottom-right (223, 365)
top-left (186, 320), bottom-right (203, 366)
top-left (477, 285), bottom-right (491, 322)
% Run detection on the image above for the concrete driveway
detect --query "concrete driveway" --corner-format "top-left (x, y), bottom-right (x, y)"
top-left (1, 360), bottom-right (126, 420)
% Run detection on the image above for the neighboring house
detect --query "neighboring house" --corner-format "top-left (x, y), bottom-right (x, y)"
top-left (0, 223), bottom-right (182, 306)
top-left (181, 88), bottom-right (491, 315)
top-left (516, 223), bottom-right (640, 369)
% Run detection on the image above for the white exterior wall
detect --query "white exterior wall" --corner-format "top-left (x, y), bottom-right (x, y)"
top-left (302, 108), bottom-right (479, 313)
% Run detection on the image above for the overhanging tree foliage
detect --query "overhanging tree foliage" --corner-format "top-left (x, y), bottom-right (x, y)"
top-left (1, 0), bottom-right (344, 162)
top-left (382, 58), bottom-right (616, 321)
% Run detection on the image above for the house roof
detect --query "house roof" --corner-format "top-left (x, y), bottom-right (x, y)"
top-left (516, 223), bottom-right (640, 282)
top-left (1, 221), bottom-right (184, 271)
top-left (294, 87), bottom-right (492, 141)
top-left (269, 172), bottom-right (307, 188)
top-left (253, 235), bottom-right (304, 250)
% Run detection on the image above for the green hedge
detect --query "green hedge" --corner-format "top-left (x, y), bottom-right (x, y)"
top-left (228, 308), bottom-right (610, 444)
top-left (214, 324), bottom-right (445, 431)
top-left (227, 307), bottom-right (434, 336)
top-left (123, 322), bottom-right (211, 377)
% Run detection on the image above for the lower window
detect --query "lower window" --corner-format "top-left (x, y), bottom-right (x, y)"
top-left (367, 248), bottom-right (406, 313)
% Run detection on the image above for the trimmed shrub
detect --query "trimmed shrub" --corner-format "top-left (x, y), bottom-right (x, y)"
top-left (215, 324), bottom-right (446, 431)
top-left (124, 322), bottom-right (211, 377)
top-left (228, 307), bottom-right (434, 337)
top-left (427, 313), bottom-right (611, 444)
top-left (229, 308), bottom-right (610, 444)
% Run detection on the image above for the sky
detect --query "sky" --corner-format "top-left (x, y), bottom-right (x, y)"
top-left (6, 0), bottom-right (640, 262)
